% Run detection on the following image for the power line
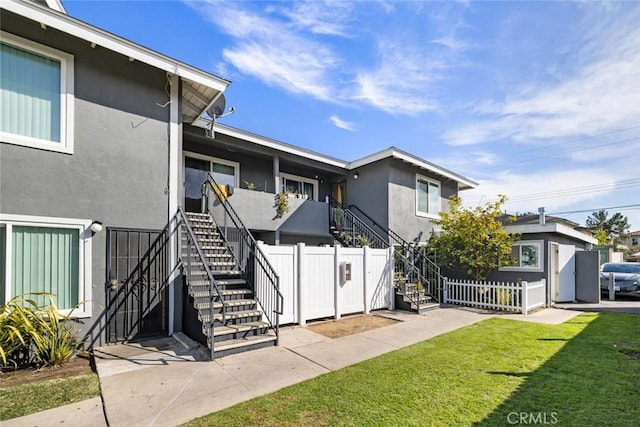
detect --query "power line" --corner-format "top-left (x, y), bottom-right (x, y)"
top-left (549, 204), bottom-right (640, 215)
top-left (466, 178), bottom-right (640, 206)
top-left (505, 124), bottom-right (640, 157)
top-left (506, 135), bottom-right (640, 166)
top-left (506, 179), bottom-right (640, 203)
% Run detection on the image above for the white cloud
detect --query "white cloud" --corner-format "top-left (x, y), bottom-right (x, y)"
top-left (186, 0), bottom-right (464, 116)
top-left (462, 169), bottom-right (617, 213)
top-left (277, 1), bottom-right (354, 36)
top-left (443, 7), bottom-right (640, 146)
top-left (351, 38), bottom-right (444, 115)
top-left (431, 35), bottom-right (468, 51)
top-left (189, 1), bottom-right (339, 100)
top-left (222, 41), bottom-right (336, 100)
top-left (329, 115), bottom-right (355, 131)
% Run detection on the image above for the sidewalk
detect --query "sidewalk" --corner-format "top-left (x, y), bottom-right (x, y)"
top-left (4, 307), bottom-right (583, 427)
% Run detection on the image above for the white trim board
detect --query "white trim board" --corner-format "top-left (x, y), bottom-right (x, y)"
top-left (0, 213), bottom-right (93, 317)
top-left (504, 223), bottom-right (597, 245)
top-left (2, 0), bottom-right (229, 91)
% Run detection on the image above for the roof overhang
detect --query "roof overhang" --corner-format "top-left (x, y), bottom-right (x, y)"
top-left (504, 223), bottom-right (597, 245)
top-left (348, 147), bottom-right (478, 190)
top-left (3, 0), bottom-right (230, 124)
top-left (45, 0), bottom-right (66, 14)
top-left (208, 123), bottom-right (349, 169)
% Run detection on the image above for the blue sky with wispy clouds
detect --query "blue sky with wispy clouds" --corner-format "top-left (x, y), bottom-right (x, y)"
top-left (65, 0), bottom-right (640, 229)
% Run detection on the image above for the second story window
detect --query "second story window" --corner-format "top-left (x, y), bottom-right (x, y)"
top-left (0, 32), bottom-right (74, 154)
top-left (416, 174), bottom-right (440, 218)
top-left (281, 173), bottom-right (317, 200)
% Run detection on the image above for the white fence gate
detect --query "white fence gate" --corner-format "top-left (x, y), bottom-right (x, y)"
top-left (444, 278), bottom-right (546, 315)
top-left (258, 243), bottom-right (394, 325)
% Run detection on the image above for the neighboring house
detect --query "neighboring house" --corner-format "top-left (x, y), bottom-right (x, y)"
top-left (623, 230), bottom-right (640, 248)
top-left (1, 0), bottom-right (476, 356)
top-left (622, 230), bottom-right (640, 262)
top-left (487, 210), bottom-right (599, 303)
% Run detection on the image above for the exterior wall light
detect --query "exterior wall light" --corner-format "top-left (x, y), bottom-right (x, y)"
top-left (90, 221), bottom-right (103, 235)
top-left (353, 172), bottom-right (359, 180)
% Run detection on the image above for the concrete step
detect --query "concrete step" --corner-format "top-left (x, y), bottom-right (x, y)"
top-left (211, 332), bottom-right (277, 358)
top-left (200, 309), bottom-right (262, 324)
top-left (185, 212), bottom-right (209, 218)
top-left (193, 298), bottom-right (257, 312)
top-left (183, 260), bottom-right (236, 268)
top-left (190, 288), bottom-right (252, 299)
top-left (415, 302), bottom-right (440, 314)
top-left (189, 278), bottom-right (247, 288)
top-left (214, 321), bottom-right (270, 337)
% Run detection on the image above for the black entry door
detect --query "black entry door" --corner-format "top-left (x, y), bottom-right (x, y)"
top-left (106, 228), bottom-right (168, 343)
top-left (184, 157), bottom-right (210, 212)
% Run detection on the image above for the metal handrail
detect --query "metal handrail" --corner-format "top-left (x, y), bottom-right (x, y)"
top-left (202, 173), bottom-right (283, 343)
top-left (347, 203), bottom-right (444, 302)
top-left (175, 207), bottom-right (225, 359)
top-left (329, 197), bottom-right (388, 249)
top-left (393, 249), bottom-right (432, 312)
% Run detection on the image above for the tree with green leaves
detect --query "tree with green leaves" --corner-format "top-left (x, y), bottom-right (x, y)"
top-left (429, 195), bottom-right (519, 280)
top-left (585, 210), bottom-right (630, 245)
top-left (592, 229), bottom-right (610, 246)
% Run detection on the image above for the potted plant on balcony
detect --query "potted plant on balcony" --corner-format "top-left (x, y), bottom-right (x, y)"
top-left (331, 207), bottom-right (344, 231)
top-left (274, 193), bottom-right (289, 218)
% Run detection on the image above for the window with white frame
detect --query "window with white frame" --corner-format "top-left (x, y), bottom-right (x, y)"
top-left (281, 173), bottom-right (318, 200)
top-left (501, 240), bottom-right (543, 271)
top-left (0, 32), bottom-right (74, 154)
top-left (416, 174), bottom-right (441, 217)
top-left (184, 153), bottom-right (239, 188)
top-left (0, 215), bottom-right (91, 316)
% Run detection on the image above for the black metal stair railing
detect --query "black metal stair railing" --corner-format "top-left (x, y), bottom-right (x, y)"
top-left (347, 204), bottom-right (444, 302)
top-left (202, 173), bottom-right (283, 344)
top-left (329, 198), bottom-right (388, 249)
top-left (393, 249), bottom-right (433, 312)
top-left (174, 207), bottom-right (225, 360)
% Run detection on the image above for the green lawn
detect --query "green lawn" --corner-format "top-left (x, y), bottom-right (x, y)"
top-left (186, 313), bottom-right (640, 426)
top-left (0, 373), bottom-right (101, 421)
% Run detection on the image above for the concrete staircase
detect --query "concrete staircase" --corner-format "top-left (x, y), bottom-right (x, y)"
top-left (181, 212), bottom-right (277, 358)
top-left (393, 277), bottom-right (439, 314)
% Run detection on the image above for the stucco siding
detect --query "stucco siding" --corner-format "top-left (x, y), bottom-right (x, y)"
top-left (1, 13), bottom-right (171, 344)
top-left (346, 159), bottom-right (390, 233)
top-left (387, 159), bottom-right (457, 243)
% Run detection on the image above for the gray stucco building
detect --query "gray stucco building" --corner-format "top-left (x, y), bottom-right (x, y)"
top-left (1, 0), bottom-right (477, 350)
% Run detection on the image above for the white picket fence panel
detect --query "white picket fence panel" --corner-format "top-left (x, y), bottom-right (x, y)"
top-left (444, 278), bottom-right (546, 315)
top-left (258, 242), bottom-right (394, 325)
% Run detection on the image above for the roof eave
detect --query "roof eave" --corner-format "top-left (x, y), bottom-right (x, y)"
top-left (504, 223), bottom-right (598, 244)
top-left (4, 0), bottom-right (230, 92)
top-left (349, 147), bottom-right (478, 190)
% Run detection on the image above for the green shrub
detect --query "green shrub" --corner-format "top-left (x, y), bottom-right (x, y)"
top-left (0, 294), bottom-right (80, 369)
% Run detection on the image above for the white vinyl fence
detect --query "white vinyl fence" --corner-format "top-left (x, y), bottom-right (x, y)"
top-left (444, 279), bottom-right (546, 315)
top-left (258, 242), bottom-right (394, 325)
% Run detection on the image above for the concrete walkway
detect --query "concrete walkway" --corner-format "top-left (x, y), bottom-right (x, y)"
top-left (4, 307), bottom-right (583, 427)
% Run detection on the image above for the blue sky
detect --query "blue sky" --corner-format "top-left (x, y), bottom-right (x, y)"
top-left (64, 0), bottom-right (640, 231)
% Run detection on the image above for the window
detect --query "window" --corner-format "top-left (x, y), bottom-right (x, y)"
top-left (501, 240), bottom-right (543, 272)
top-left (184, 153), bottom-right (239, 187)
top-left (281, 173), bottom-right (318, 200)
top-left (416, 174), bottom-right (440, 217)
top-left (212, 162), bottom-right (236, 187)
top-left (0, 31), bottom-right (74, 154)
top-left (0, 215), bottom-right (91, 316)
